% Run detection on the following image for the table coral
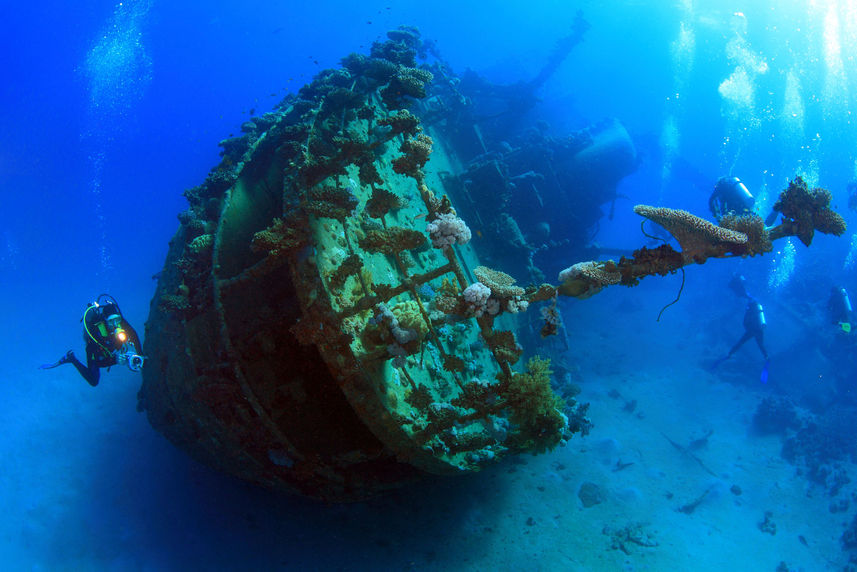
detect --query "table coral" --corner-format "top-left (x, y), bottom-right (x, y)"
top-left (634, 204), bottom-right (747, 263)
top-left (473, 266), bottom-right (525, 298)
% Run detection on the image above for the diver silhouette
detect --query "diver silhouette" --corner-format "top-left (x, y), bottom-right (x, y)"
top-left (828, 286), bottom-right (853, 333)
top-left (709, 176), bottom-right (755, 219)
top-left (711, 277), bottom-right (770, 381)
top-left (725, 298), bottom-right (769, 362)
top-left (709, 176), bottom-right (778, 226)
top-left (40, 294), bottom-right (145, 386)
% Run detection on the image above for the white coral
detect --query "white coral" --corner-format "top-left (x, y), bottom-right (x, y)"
top-left (463, 281), bottom-right (491, 317)
top-left (504, 297), bottom-right (529, 313)
top-left (427, 213), bottom-right (472, 249)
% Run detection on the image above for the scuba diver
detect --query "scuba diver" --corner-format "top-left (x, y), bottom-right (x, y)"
top-left (40, 294), bottom-right (145, 386)
top-left (709, 176), bottom-right (755, 219)
top-left (711, 276), bottom-right (770, 382)
top-left (709, 176), bottom-right (780, 226)
top-left (828, 286), bottom-right (853, 334)
top-left (725, 298), bottom-right (769, 362)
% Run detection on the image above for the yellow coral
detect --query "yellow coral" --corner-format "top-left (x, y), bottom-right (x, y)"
top-left (391, 300), bottom-right (429, 341)
top-left (498, 356), bottom-right (567, 453)
top-left (188, 233), bottom-right (214, 255)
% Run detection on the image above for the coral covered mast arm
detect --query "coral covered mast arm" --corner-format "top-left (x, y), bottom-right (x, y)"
top-left (558, 177), bottom-right (846, 299)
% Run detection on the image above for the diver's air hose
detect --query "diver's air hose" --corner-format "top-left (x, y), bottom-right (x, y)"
top-left (83, 305), bottom-right (113, 355)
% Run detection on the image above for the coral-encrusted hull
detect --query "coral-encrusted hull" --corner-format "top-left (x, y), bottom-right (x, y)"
top-left (140, 28), bottom-right (592, 501)
top-left (142, 203), bottom-right (421, 501)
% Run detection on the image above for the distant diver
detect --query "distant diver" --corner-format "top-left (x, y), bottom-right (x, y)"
top-left (709, 176), bottom-right (755, 219)
top-left (828, 286), bottom-right (853, 334)
top-left (726, 298), bottom-right (769, 362)
top-left (708, 175), bottom-right (779, 226)
top-left (40, 294), bottom-right (145, 386)
top-left (711, 277), bottom-right (770, 382)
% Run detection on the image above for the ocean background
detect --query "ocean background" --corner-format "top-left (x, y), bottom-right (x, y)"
top-left (3, 1), bottom-right (857, 569)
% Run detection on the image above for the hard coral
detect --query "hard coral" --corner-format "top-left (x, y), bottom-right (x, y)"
top-left (305, 185), bottom-right (359, 222)
top-left (719, 213), bottom-right (772, 256)
top-left (365, 187), bottom-right (404, 219)
top-left (473, 266), bottom-right (524, 298)
top-left (770, 177), bottom-right (847, 246)
top-left (358, 226), bottom-right (426, 254)
top-left (329, 253), bottom-right (363, 290)
top-left (485, 330), bottom-right (523, 365)
top-left (392, 134), bottom-right (433, 178)
top-left (634, 204), bottom-right (747, 263)
top-left (557, 260), bottom-right (620, 299)
top-left (381, 66), bottom-right (434, 108)
top-left (251, 214), bottom-right (309, 256)
top-left (377, 109), bottom-right (421, 137)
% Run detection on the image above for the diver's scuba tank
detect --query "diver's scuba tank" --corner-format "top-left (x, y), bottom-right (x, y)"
top-left (714, 176), bottom-right (755, 215)
top-left (744, 299), bottom-right (766, 332)
top-left (839, 287), bottom-right (852, 315)
top-left (831, 286), bottom-right (853, 332)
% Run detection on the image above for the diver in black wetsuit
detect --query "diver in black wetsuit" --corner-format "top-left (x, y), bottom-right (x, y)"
top-left (725, 298), bottom-right (769, 361)
top-left (709, 176), bottom-right (755, 219)
top-left (40, 294), bottom-right (145, 386)
top-left (711, 276), bottom-right (770, 380)
top-left (828, 286), bottom-right (853, 333)
top-left (709, 176), bottom-right (780, 227)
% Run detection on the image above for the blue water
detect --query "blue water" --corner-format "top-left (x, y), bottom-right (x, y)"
top-left (3, 1), bottom-right (857, 569)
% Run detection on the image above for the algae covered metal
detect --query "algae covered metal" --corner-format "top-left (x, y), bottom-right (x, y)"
top-left (140, 28), bottom-right (592, 501)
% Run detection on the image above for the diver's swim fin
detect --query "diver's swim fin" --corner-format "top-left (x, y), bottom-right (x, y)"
top-left (760, 359), bottom-right (770, 384)
top-left (39, 351), bottom-right (74, 370)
